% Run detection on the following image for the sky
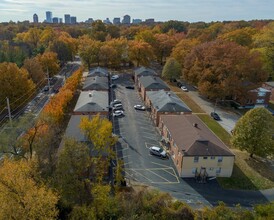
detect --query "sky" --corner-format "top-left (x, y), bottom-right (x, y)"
top-left (0, 0), bottom-right (273, 23)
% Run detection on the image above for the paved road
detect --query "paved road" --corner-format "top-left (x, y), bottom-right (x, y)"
top-left (110, 74), bottom-right (273, 208)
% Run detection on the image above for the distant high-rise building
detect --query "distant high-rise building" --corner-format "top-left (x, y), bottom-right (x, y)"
top-left (122, 15), bottom-right (130, 24)
top-left (113, 17), bottom-right (121, 25)
top-left (132, 19), bottom-right (142, 24)
top-left (59, 18), bottom-right (63, 23)
top-left (70, 16), bottom-right (77, 24)
top-left (64, 14), bottom-right (71, 24)
top-left (103, 18), bottom-right (112, 24)
top-left (52, 17), bottom-right (59, 23)
top-left (46, 11), bottom-right (52, 23)
top-left (145, 18), bottom-right (155, 24)
top-left (33, 13), bottom-right (38, 23)
top-left (85, 18), bottom-right (94, 23)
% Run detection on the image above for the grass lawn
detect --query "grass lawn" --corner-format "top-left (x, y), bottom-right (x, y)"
top-left (197, 114), bottom-right (231, 147)
top-left (167, 82), bottom-right (205, 113)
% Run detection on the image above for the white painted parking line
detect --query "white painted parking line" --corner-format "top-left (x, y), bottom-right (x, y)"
top-left (146, 169), bottom-right (171, 183)
top-left (145, 142), bottom-right (157, 148)
top-left (142, 136), bottom-right (159, 141)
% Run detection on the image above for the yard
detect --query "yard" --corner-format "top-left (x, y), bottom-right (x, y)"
top-left (168, 83), bottom-right (274, 190)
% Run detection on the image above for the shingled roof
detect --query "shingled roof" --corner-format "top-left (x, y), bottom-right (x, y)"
top-left (87, 67), bottom-right (108, 77)
top-left (160, 115), bottom-right (234, 157)
top-left (73, 91), bottom-right (109, 113)
top-left (139, 76), bottom-right (169, 90)
top-left (146, 90), bottom-right (191, 113)
top-left (134, 67), bottom-right (156, 77)
top-left (83, 76), bottom-right (109, 91)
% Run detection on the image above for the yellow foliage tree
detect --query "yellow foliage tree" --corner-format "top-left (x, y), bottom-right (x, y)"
top-left (0, 159), bottom-right (59, 220)
top-left (37, 51), bottom-right (60, 77)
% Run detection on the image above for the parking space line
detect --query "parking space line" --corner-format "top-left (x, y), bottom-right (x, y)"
top-left (130, 169), bottom-right (154, 182)
top-left (118, 155), bottom-right (131, 160)
top-left (145, 142), bottom-right (157, 148)
top-left (146, 169), bottom-right (171, 183)
top-left (162, 168), bottom-right (180, 183)
top-left (143, 136), bottom-right (159, 141)
top-left (151, 161), bottom-right (170, 168)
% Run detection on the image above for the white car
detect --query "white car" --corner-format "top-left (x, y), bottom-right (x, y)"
top-left (149, 146), bottom-right (167, 158)
top-left (134, 105), bottom-right (146, 111)
top-left (181, 86), bottom-right (188, 92)
top-left (113, 110), bottom-right (124, 117)
top-left (111, 75), bottom-right (119, 80)
top-left (110, 99), bottom-right (122, 106)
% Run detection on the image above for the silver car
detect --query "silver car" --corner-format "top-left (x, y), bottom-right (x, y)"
top-left (149, 146), bottom-right (167, 158)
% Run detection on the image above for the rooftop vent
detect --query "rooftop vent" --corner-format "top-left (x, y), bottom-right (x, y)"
top-left (89, 92), bottom-right (92, 97)
top-left (193, 123), bottom-right (198, 128)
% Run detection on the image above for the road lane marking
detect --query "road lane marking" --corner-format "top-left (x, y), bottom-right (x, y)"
top-left (130, 169), bottom-right (153, 182)
top-left (146, 169), bottom-right (171, 182)
top-left (151, 161), bottom-right (170, 168)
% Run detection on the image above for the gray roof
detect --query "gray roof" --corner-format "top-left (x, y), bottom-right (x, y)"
top-left (83, 76), bottom-right (109, 90)
top-left (139, 76), bottom-right (169, 90)
top-left (135, 67), bottom-right (156, 77)
top-left (160, 115), bottom-right (234, 157)
top-left (146, 90), bottom-right (192, 113)
top-left (264, 81), bottom-right (274, 87)
top-left (74, 91), bottom-right (109, 113)
top-left (87, 67), bottom-right (108, 77)
top-left (62, 115), bottom-right (109, 157)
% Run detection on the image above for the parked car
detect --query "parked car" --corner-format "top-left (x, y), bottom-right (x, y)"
top-left (43, 86), bottom-right (49, 92)
top-left (134, 105), bottom-right (146, 111)
top-left (149, 146), bottom-right (167, 158)
top-left (113, 103), bottom-right (123, 110)
top-left (177, 81), bottom-right (183, 88)
top-left (125, 85), bottom-right (134, 89)
top-left (181, 86), bottom-right (188, 92)
top-left (210, 112), bottom-right (221, 120)
top-left (110, 99), bottom-right (121, 106)
top-left (113, 110), bottom-right (124, 117)
top-left (111, 75), bottom-right (119, 80)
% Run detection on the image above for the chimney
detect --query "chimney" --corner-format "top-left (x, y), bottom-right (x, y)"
top-left (89, 92), bottom-right (92, 97)
top-left (167, 92), bottom-right (171, 96)
top-left (193, 123), bottom-right (198, 128)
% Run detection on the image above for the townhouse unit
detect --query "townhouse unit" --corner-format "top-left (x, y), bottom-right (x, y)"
top-left (82, 76), bottom-right (109, 91)
top-left (73, 91), bottom-right (109, 115)
top-left (138, 76), bottom-right (170, 101)
top-left (145, 90), bottom-right (192, 126)
top-left (87, 67), bottom-right (109, 77)
top-left (159, 115), bottom-right (234, 178)
top-left (134, 66), bottom-right (157, 84)
top-left (262, 82), bottom-right (274, 102)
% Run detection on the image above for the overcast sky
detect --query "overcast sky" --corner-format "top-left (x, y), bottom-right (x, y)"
top-left (0, 0), bottom-right (273, 23)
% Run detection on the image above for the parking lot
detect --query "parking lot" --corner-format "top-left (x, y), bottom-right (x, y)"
top-left (110, 73), bottom-right (212, 207)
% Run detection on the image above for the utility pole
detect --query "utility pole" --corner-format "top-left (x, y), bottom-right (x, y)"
top-left (6, 97), bottom-right (12, 126)
top-left (47, 67), bottom-right (51, 94)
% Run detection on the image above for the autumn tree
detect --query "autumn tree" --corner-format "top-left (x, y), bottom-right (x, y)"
top-left (183, 40), bottom-right (267, 100)
top-left (106, 37), bottom-right (128, 68)
top-left (162, 57), bottom-right (182, 80)
top-left (55, 139), bottom-right (92, 207)
top-left (161, 20), bottom-right (188, 33)
top-left (90, 20), bottom-right (108, 41)
top-left (99, 43), bottom-right (116, 67)
top-left (23, 57), bottom-right (45, 88)
top-left (0, 159), bottom-right (59, 219)
top-left (171, 38), bottom-right (200, 68)
top-left (37, 51), bottom-right (60, 77)
top-left (14, 27), bottom-right (42, 49)
top-left (0, 62), bottom-right (35, 110)
top-left (78, 35), bottom-right (102, 69)
top-left (231, 107), bottom-right (274, 158)
top-left (128, 40), bottom-right (154, 67)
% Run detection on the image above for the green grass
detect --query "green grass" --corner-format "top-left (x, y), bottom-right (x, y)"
top-left (197, 114), bottom-right (231, 147)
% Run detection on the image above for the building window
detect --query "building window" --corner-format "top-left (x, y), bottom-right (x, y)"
top-left (218, 156), bottom-right (223, 162)
top-left (203, 156), bottom-right (208, 160)
top-left (209, 167), bottom-right (214, 171)
top-left (216, 167), bottom-right (221, 174)
top-left (192, 168), bottom-right (197, 174)
top-left (194, 156), bottom-right (199, 163)
top-left (211, 156), bottom-right (215, 160)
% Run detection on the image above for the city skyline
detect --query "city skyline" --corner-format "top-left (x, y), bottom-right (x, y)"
top-left (0, 0), bottom-right (273, 23)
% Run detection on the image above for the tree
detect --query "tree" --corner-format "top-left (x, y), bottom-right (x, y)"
top-left (106, 37), bottom-right (128, 68)
top-left (162, 57), bottom-right (182, 80)
top-left (183, 40), bottom-right (267, 100)
top-left (23, 57), bottom-right (45, 88)
top-left (231, 108), bottom-right (274, 158)
top-left (37, 51), bottom-right (60, 77)
top-left (90, 20), bottom-right (107, 41)
top-left (0, 62), bottom-right (35, 110)
top-left (161, 20), bottom-right (188, 33)
top-left (0, 159), bottom-right (59, 219)
top-left (55, 139), bottom-right (92, 207)
top-left (128, 40), bottom-right (154, 67)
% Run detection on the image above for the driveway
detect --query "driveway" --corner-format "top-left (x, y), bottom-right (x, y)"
top-left (186, 89), bottom-right (241, 133)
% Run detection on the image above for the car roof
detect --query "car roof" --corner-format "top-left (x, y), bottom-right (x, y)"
top-left (151, 146), bottom-right (160, 151)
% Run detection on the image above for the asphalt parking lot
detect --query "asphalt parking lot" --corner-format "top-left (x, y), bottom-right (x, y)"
top-left (110, 74), bottom-right (212, 207)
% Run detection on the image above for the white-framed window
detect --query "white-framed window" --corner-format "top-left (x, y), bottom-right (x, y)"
top-left (218, 156), bottom-right (223, 162)
top-left (216, 167), bottom-right (221, 174)
top-left (192, 167), bottom-right (197, 174)
top-left (194, 156), bottom-right (199, 163)
top-left (211, 156), bottom-right (215, 160)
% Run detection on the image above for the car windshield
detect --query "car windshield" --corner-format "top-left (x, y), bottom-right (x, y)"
top-left (158, 148), bottom-right (163, 153)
